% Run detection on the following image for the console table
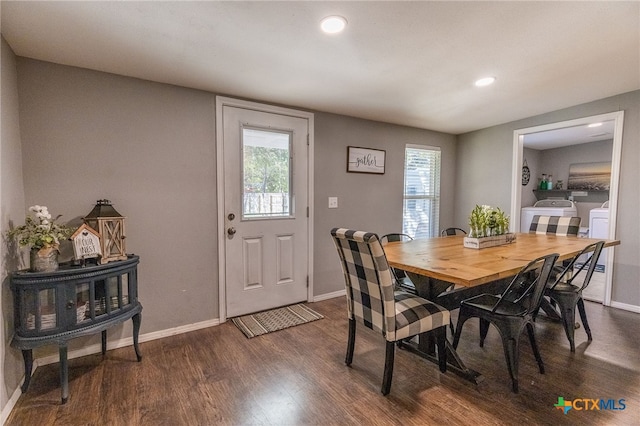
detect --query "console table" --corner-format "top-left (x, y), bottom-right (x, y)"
top-left (10, 255), bottom-right (142, 404)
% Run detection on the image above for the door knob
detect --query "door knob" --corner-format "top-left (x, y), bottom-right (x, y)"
top-left (227, 227), bottom-right (236, 236)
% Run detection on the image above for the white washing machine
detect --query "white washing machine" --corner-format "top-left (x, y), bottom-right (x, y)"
top-left (589, 201), bottom-right (610, 271)
top-left (520, 200), bottom-right (578, 233)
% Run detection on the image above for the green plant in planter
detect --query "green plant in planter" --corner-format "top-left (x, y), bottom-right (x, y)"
top-left (468, 205), bottom-right (510, 238)
top-left (7, 205), bottom-right (76, 256)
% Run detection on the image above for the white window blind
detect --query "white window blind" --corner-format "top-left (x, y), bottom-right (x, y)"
top-left (402, 145), bottom-right (441, 239)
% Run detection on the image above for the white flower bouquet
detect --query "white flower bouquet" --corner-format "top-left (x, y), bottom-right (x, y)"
top-left (7, 205), bottom-right (75, 255)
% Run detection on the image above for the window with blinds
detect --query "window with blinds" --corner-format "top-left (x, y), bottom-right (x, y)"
top-left (402, 145), bottom-right (441, 238)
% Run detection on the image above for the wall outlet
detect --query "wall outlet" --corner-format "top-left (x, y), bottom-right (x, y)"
top-left (328, 197), bottom-right (338, 208)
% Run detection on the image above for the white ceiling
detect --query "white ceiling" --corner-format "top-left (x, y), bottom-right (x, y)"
top-left (2, 1), bottom-right (639, 135)
top-left (523, 120), bottom-right (616, 150)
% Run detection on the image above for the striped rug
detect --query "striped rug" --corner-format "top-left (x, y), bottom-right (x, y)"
top-left (232, 304), bottom-right (324, 338)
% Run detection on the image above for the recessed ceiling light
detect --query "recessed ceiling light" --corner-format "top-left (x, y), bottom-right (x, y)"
top-left (321, 16), bottom-right (347, 34)
top-left (474, 76), bottom-right (496, 87)
top-left (588, 122), bottom-right (603, 128)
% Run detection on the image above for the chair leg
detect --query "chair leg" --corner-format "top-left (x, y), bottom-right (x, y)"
top-left (452, 311), bottom-right (470, 349)
top-left (559, 304), bottom-right (577, 352)
top-left (381, 341), bottom-right (395, 395)
top-left (526, 322), bottom-right (545, 374)
top-left (345, 318), bottom-right (356, 366)
top-left (479, 318), bottom-right (490, 348)
top-left (500, 336), bottom-right (520, 393)
top-left (577, 298), bottom-right (593, 341)
top-left (434, 327), bottom-right (447, 373)
top-left (537, 296), bottom-right (561, 320)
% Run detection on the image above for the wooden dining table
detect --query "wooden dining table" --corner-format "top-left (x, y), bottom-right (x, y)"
top-left (383, 232), bottom-right (620, 383)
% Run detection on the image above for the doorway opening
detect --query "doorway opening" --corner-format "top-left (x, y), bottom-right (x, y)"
top-left (510, 111), bottom-right (624, 306)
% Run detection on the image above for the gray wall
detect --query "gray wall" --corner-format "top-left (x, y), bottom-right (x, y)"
top-left (313, 112), bottom-right (457, 296)
top-left (16, 58), bottom-right (219, 339)
top-left (539, 140), bottom-right (614, 222)
top-left (539, 139), bottom-right (613, 189)
top-left (522, 140), bottom-right (614, 224)
top-left (3, 53), bottom-right (638, 418)
top-left (1, 36), bottom-right (27, 418)
top-left (10, 59), bottom-right (458, 343)
top-left (521, 147), bottom-right (541, 208)
top-left (456, 90), bottom-right (640, 306)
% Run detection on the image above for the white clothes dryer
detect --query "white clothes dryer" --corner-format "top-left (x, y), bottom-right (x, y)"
top-left (589, 201), bottom-right (610, 271)
top-left (520, 200), bottom-right (578, 233)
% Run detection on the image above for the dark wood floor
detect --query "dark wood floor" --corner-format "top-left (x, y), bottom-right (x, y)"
top-left (6, 296), bottom-right (640, 425)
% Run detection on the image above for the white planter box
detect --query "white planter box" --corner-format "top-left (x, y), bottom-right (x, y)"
top-left (463, 233), bottom-right (517, 249)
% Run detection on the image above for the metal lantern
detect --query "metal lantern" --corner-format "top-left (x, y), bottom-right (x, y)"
top-left (83, 199), bottom-right (127, 264)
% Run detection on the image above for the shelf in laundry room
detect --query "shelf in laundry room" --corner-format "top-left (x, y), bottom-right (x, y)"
top-left (533, 189), bottom-right (609, 203)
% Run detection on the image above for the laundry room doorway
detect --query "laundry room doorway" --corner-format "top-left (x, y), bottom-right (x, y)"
top-left (510, 111), bottom-right (624, 307)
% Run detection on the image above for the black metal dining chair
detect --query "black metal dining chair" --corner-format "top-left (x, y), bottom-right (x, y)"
top-left (330, 228), bottom-right (450, 395)
top-left (452, 253), bottom-right (559, 393)
top-left (380, 233), bottom-right (416, 294)
top-left (545, 241), bottom-right (605, 352)
top-left (529, 214), bottom-right (582, 317)
top-left (440, 227), bottom-right (467, 236)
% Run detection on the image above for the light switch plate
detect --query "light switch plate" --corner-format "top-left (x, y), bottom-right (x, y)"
top-left (328, 197), bottom-right (338, 208)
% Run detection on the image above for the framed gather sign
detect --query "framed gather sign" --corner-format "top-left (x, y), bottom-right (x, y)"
top-left (347, 146), bottom-right (386, 174)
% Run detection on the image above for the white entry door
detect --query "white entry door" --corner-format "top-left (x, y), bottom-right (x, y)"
top-left (220, 101), bottom-right (310, 318)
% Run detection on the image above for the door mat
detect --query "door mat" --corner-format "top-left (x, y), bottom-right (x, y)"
top-left (232, 304), bottom-right (324, 338)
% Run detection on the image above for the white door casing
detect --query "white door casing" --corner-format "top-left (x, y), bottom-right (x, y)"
top-left (216, 97), bottom-right (314, 320)
top-left (510, 111), bottom-right (624, 307)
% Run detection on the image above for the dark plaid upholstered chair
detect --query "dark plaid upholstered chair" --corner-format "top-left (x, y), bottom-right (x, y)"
top-left (330, 228), bottom-right (450, 395)
top-left (546, 241), bottom-right (605, 352)
top-left (529, 215), bottom-right (581, 236)
top-left (452, 253), bottom-right (558, 393)
top-left (529, 214), bottom-right (581, 315)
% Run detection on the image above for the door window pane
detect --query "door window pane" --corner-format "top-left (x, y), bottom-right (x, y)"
top-left (242, 128), bottom-right (292, 219)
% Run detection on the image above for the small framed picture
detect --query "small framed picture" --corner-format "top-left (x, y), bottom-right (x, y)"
top-left (347, 146), bottom-right (386, 174)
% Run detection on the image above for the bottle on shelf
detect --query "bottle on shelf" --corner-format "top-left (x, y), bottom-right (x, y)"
top-left (539, 174), bottom-right (548, 190)
top-left (547, 175), bottom-right (553, 190)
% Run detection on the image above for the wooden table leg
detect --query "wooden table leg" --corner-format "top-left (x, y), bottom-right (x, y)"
top-left (402, 273), bottom-right (486, 385)
top-left (539, 297), bottom-right (563, 321)
top-left (397, 329), bottom-right (484, 385)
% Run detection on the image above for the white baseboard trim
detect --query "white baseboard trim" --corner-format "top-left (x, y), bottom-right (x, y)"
top-left (138, 318), bottom-right (220, 344)
top-left (313, 289), bottom-right (345, 302)
top-left (1, 383), bottom-right (24, 425)
top-left (2, 317), bottom-right (220, 424)
top-left (609, 300), bottom-right (640, 314)
top-left (36, 318), bottom-right (220, 367)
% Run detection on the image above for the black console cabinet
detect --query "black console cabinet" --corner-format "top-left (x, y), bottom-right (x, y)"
top-left (10, 255), bottom-right (142, 404)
